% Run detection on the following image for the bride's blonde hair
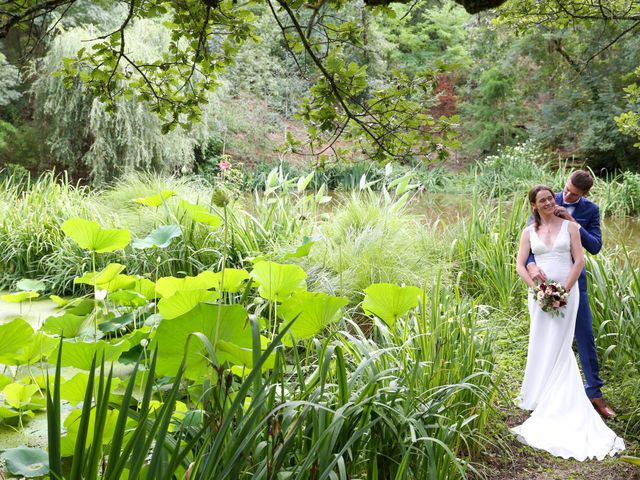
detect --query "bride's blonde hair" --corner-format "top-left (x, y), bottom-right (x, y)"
top-left (528, 185), bottom-right (555, 231)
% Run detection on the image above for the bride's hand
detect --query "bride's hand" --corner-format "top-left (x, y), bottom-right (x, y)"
top-left (527, 263), bottom-right (547, 282)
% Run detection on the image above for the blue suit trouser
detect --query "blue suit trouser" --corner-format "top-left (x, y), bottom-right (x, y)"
top-left (575, 286), bottom-right (604, 399)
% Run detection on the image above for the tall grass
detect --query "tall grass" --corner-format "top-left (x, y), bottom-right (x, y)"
top-left (591, 171), bottom-right (640, 218)
top-left (304, 191), bottom-right (453, 298)
top-left (451, 195), bottom-right (529, 311)
top-left (0, 171), bottom-right (105, 291)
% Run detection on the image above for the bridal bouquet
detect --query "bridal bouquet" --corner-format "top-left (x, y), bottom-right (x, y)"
top-left (534, 281), bottom-right (569, 316)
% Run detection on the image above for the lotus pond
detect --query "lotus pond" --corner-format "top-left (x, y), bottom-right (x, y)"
top-left (0, 172), bottom-right (637, 479)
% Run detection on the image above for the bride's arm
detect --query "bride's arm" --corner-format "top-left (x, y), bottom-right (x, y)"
top-left (516, 228), bottom-right (536, 289)
top-left (565, 222), bottom-right (585, 292)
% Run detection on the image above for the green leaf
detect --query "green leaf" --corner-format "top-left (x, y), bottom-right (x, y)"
top-left (210, 269), bottom-right (250, 293)
top-left (73, 264), bottom-right (132, 291)
top-left (279, 291), bottom-right (348, 344)
top-left (60, 407), bottom-right (119, 457)
top-left (362, 283), bottom-right (422, 328)
top-left (132, 225), bottom-right (182, 249)
top-left (178, 200), bottom-right (222, 228)
top-left (621, 455), bottom-right (640, 466)
top-left (61, 218), bottom-right (131, 253)
top-left (155, 271), bottom-right (218, 298)
top-left (61, 373), bottom-right (122, 406)
top-left (152, 304), bottom-right (266, 379)
top-left (0, 318), bottom-right (34, 358)
top-left (42, 313), bottom-right (88, 337)
top-left (157, 289), bottom-right (219, 320)
top-left (0, 291), bottom-right (39, 302)
top-left (283, 236), bottom-right (320, 259)
top-left (51, 340), bottom-right (129, 370)
top-left (10, 332), bottom-right (58, 364)
top-left (1, 446), bottom-right (49, 478)
top-left (16, 279), bottom-right (46, 292)
top-left (250, 261), bottom-right (307, 302)
top-left (3, 383), bottom-right (40, 409)
top-left (132, 190), bottom-right (176, 207)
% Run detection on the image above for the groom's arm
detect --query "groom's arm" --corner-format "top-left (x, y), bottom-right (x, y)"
top-left (579, 204), bottom-right (602, 255)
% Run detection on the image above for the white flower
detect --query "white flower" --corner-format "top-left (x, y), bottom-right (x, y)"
top-left (95, 289), bottom-right (108, 301)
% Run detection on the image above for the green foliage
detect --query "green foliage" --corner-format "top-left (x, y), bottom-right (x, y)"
top-left (461, 67), bottom-right (528, 154)
top-left (31, 20), bottom-right (210, 182)
top-left (0, 52), bottom-right (21, 107)
top-left (472, 141), bottom-right (565, 197)
top-left (615, 66), bottom-right (640, 147)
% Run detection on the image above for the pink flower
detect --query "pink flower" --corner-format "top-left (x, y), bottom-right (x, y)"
top-left (219, 159), bottom-right (232, 171)
top-left (553, 301), bottom-right (560, 308)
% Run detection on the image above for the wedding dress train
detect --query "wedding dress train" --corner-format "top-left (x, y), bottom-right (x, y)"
top-left (512, 220), bottom-right (624, 460)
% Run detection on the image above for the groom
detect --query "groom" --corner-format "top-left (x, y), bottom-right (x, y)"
top-left (526, 170), bottom-right (616, 419)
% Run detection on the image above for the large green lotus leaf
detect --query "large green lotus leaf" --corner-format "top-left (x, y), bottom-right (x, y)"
top-left (49, 295), bottom-right (68, 307)
top-left (155, 271), bottom-right (218, 298)
top-left (133, 190), bottom-right (176, 207)
top-left (132, 278), bottom-right (157, 299)
top-left (0, 319), bottom-right (34, 358)
top-left (250, 261), bottom-right (307, 302)
top-left (42, 313), bottom-right (88, 337)
top-left (3, 383), bottom-right (42, 410)
top-left (178, 200), bottom-right (222, 228)
top-left (0, 374), bottom-right (11, 390)
top-left (1, 446), bottom-right (49, 478)
top-left (153, 303), bottom-right (259, 379)
top-left (61, 407), bottom-right (119, 457)
top-left (61, 372), bottom-right (122, 406)
top-left (73, 263), bottom-right (126, 288)
top-left (210, 269), bottom-right (250, 293)
top-left (62, 298), bottom-right (95, 316)
top-left (132, 224), bottom-right (182, 249)
top-left (362, 283), bottom-right (423, 328)
top-left (157, 289), bottom-right (219, 320)
top-left (51, 340), bottom-right (129, 370)
top-left (9, 333), bottom-right (58, 364)
top-left (0, 406), bottom-right (20, 420)
top-left (102, 274), bottom-right (136, 292)
top-left (62, 218), bottom-right (131, 253)
top-left (108, 290), bottom-right (147, 307)
top-left (0, 291), bottom-right (39, 302)
top-left (16, 279), bottom-right (46, 292)
top-left (279, 291), bottom-right (348, 344)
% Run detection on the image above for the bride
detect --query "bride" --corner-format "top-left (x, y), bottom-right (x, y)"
top-left (512, 185), bottom-right (624, 460)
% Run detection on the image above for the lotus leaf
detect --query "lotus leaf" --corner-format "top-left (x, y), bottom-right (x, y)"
top-left (155, 271), bottom-right (218, 298)
top-left (279, 291), bottom-right (348, 344)
top-left (8, 333), bottom-right (58, 364)
top-left (49, 295), bottom-right (68, 307)
top-left (16, 279), bottom-right (46, 292)
top-left (61, 373), bottom-right (122, 406)
top-left (283, 236), bottom-right (320, 259)
top-left (210, 268), bottom-right (250, 292)
top-left (42, 313), bottom-right (88, 337)
top-left (60, 407), bottom-right (120, 457)
top-left (152, 303), bottom-right (268, 379)
top-left (133, 190), bottom-right (176, 207)
top-left (51, 340), bottom-right (129, 370)
top-left (62, 218), bottom-right (131, 253)
top-left (0, 406), bottom-right (21, 420)
top-left (0, 318), bottom-right (34, 360)
top-left (0, 374), bottom-right (11, 390)
top-left (132, 224), bottom-right (182, 249)
top-left (0, 291), bottom-right (39, 302)
top-left (362, 283), bottom-right (423, 328)
top-left (73, 263), bottom-right (126, 288)
top-left (108, 290), bottom-right (147, 307)
top-left (132, 277), bottom-right (157, 299)
top-left (158, 289), bottom-right (219, 319)
top-left (1, 446), bottom-right (49, 477)
top-left (250, 261), bottom-right (307, 302)
top-left (179, 199), bottom-right (222, 228)
top-left (3, 383), bottom-right (42, 410)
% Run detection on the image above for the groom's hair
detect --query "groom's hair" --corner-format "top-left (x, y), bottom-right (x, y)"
top-left (569, 170), bottom-right (594, 194)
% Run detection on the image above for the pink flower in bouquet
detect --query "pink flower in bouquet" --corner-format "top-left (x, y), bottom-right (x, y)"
top-left (219, 159), bottom-right (232, 171)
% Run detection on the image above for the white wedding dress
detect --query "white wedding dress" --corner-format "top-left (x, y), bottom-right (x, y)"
top-left (512, 220), bottom-right (625, 460)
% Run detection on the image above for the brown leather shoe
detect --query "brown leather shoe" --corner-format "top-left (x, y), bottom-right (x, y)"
top-left (591, 397), bottom-right (616, 419)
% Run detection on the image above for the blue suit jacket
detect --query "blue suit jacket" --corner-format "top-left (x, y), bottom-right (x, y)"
top-left (528, 192), bottom-right (602, 290)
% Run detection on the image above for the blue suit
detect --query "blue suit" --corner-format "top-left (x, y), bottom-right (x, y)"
top-left (529, 192), bottom-right (604, 399)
